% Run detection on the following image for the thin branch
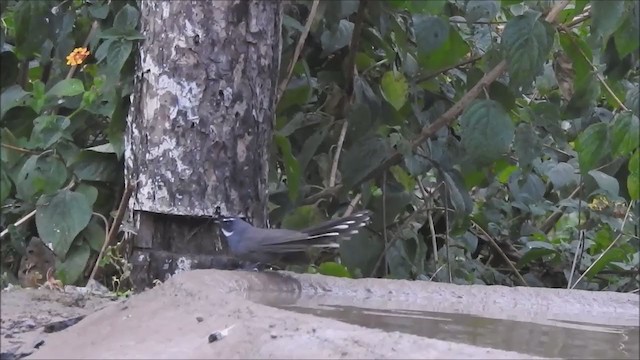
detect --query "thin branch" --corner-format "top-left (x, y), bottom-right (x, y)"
top-left (571, 201), bottom-right (634, 289)
top-left (415, 54), bottom-right (483, 83)
top-left (276, 0), bottom-right (320, 104)
top-left (329, 120), bottom-right (348, 188)
top-left (343, 0), bottom-right (368, 97)
top-left (343, 192), bottom-right (362, 217)
top-left (1, 143), bottom-right (41, 155)
top-left (88, 182), bottom-right (134, 282)
top-left (443, 180), bottom-right (452, 283)
top-left (472, 220), bottom-right (529, 286)
top-left (540, 185), bottom-right (582, 234)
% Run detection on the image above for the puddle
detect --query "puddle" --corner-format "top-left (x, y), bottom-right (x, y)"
top-left (268, 302), bottom-right (639, 359)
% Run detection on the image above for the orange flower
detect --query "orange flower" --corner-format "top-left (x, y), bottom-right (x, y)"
top-left (66, 47), bottom-right (90, 66)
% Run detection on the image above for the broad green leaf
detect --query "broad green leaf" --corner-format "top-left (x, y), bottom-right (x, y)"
top-left (588, 170), bottom-right (620, 197)
top-left (380, 71), bottom-right (408, 110)
top-left (629, 150), bottom-right (639, 200)
top-left (413, 15), bottom-right (448, 54)
top-left (30, 80), bottom-right (46, 113)
top-left (82, 218), bottom-right (106, 252)
top-left (320, 20), bottom-right (354, 55)
top-left (341, 136), bottom-right (392, 188)
top-left (559, 32), bottom-right (592, 83)
top-left (277, 79), bottom-right (312, 113)
top-left (575, 122), bottom-right (609, 173)
top-left (55, 243), bottom-right (91, 285)
top-left (613, 7), bottom-right (640, 58)
top-left (502, 11), bottom-right (554, 91)
top-left (514, 122), bottom-right (540, 171)
top-left (610, 112), bottom-right (639, 156)
top-left (0, 168), bottom-right (12, 203)
top-left (275, 135), bottom-right (301, 202)
top-left (547, 162), bottom-right (578, 189)
top-left (281, 204), bottom-right (325, 230)
top-left (459, 100), bottom-right (515, 166)
top-left (441, 168), bottom-right (473, 216)
top-left (417, 24), bottom-right (469, 71)
top-left (36, 189), bottom-right (92, 258)
top-left (13, 1), bottom-right (49, 58)
top-left (584, 248), bottom-right (627, 279)
top-left (88, 2), bottom-right (110, 19)
top-left (113, 4), bottom-right (140, 30)
top-left (466, 0), bottom-right (499, 22)
top-left (518, 241), bottom-right (558, 268)
top-left (30, 115), bottom-right (71, 149)
top-left (106, 40), bottom-right (133, 77)
top-left (74, 183), bottom-right (99, 207)
top-left (1, 85), bottom-right (31, 119)
top-left (16, 155), bottom-right (68, 201)
top-left (69, 151), bottom-right (118, 182)
top-left (317, 262), bottom-right (352, 278)
top-left (45, 79), bottom-right (85, 98)
top-left (626, 86), bottom-right (639, 117)
top-left (590, 0), bottom-right (625, 46)
top-left (390, 166), bottom-right (415, 192)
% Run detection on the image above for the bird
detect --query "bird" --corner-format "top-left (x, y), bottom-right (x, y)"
top-left (216, 210), bottom-right (372, 268)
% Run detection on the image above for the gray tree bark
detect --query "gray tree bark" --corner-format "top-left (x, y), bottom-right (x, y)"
top-left (125, 0), bottom-right (282, 290)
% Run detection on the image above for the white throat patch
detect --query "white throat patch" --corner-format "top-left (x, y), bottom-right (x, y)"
top-left (221, 229), bottom-right (233, 237)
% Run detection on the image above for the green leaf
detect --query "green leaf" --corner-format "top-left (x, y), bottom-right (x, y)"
top-left (547, 162), bottom-right (578, 189)
top-left (106, 40), bottom-right (133, 76)
top-left (320, 20), bottom-right (354, 54)
top-left (275, 135), bottom-right (301, 202)
top-left (75, 183), bottom-right (99, 206)
top-left (281, 205), bottom-right (325, 230)
top-left (30, 80), bottom-right (46, 113)
top-left (584, 248), bottom-right (627, 279)
top-left (0, 168), bottom-right (12, 203)
top-left (380, 71), bottom-right (408, 110)
top-left (588, 170), bottom-right (620, 198)
top-left (514, 123), bottom-right (540, 171)
top-left (518, 241), bottom-right (558, 268)
top-left (417, 25), bottom-right (469, 71)
top-left (13, 1), bottom-right (49, 58)
top-left (389, 166), bottom-right (415, 192)
top-left (459, 100), bottom-right (515, 166)
top-left (30, 115), bottom-right (71, 149)
top-left (613, 7), bottom-right (640, 58)
top-left (36, 189), bottom-right (92, 258)
top-left (626, 86), bottom-right (639, 117)
top-left (575, 122), bottom-right (609, 173)
top-left (590, 0), bottom-right (625, 46)
top-left (1, 85), bottom-right (31, 119)
top-left (88, 2), bottom-right (110, 19)
top-left (413, 15), bottom-right (448, 54)
top-left (628, 150), bottom-right (639, 200)
top-left (82, 218), bottom-right (106, 252)
top-left (55, 243), bottom-right (91, 285)
top-left (69, 151), bottom-right (118, 182)
top-left (502, 11), bottom-right (554, 91)
top-left (317, 262), bottom-right (352, 278)
top-left (113, 4), bottom-right (140, 30)
top-left (559, 32), bottom-right (592, 83)
top-left (466, 0), bottom-right (499, 22)
top-left (610, 112), bottom-right (639, 156)
top-left (16, 155), bottom-right (68, 201)
top-left (45, 79), bottom-right (85, 98)
top-left (341, 136), bottom-right (392, 188)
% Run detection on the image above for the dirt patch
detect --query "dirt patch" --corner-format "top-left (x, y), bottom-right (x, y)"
top-left (2, 270), bottom-right (638, 359)
top-left (1, 286), bottom-right (116, 359)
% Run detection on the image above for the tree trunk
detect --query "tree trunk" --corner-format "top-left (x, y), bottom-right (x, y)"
top-left (125, 0), bottom-right (282, 290)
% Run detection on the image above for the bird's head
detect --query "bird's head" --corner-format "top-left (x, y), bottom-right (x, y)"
top-left (216, 217), bottom-right (251, 239)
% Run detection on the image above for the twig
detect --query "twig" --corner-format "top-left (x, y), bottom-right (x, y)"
top-left (417, 176), bottom-right (438, 262)
top-left (540, 185), bottom-right (582, 234)
top-left (343, 0), bottom-right (368, 96)
top-left (343, 193), bottom-right (362, 217)
top-left (567, 230), bottom-right (585, 289)
top-left (382, 171), bottom-right (388, 277)
top-left (571, 202), bottom-right (634, 289)
top-left (415, 54), bottom-right (483, 83)
top-left (472, 220), bottom-right (529, 286)
top-left (443, 180), bottom-right (452, 283)
top-left (329, 120), bottom-right (348, 187)
top-left (88, 182), bottom-right (134, 282)
top-left (1, 143), bottom-right (41, 155)
top-left (276, 0), bottom-right (319, 104)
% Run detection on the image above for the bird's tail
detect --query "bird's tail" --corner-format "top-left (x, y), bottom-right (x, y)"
top-left (255, 210), bottom-right (373, 253)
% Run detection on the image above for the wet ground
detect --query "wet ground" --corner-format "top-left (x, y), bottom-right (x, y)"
top-left (1, 270), bottom-right (638, 359)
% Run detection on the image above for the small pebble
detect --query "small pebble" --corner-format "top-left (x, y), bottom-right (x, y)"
top-left (196, 316), bottom-right (204, 323)
top-left (270, 332), bottom-right (278, 339)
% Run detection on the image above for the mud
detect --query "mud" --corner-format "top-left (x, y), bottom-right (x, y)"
top-left (1, 270), bottom-right (638, 359)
